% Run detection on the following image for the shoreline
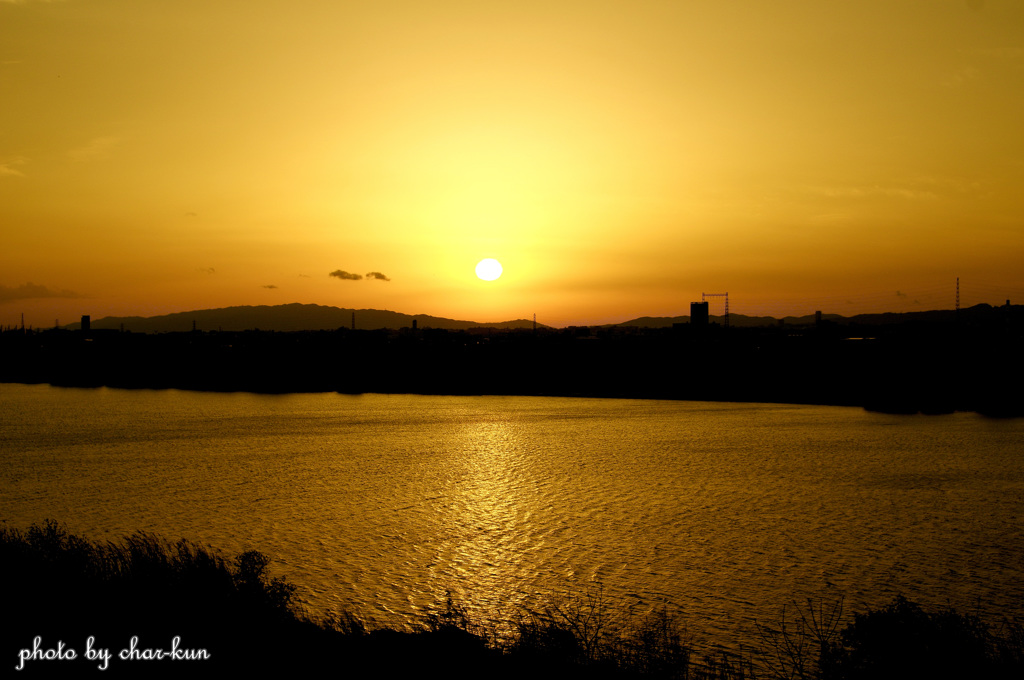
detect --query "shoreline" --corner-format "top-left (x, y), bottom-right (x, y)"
top-left (4, 521), bottom-right (1022, 678)
top-left (2, 377), bottom-right (1019, 418)
top-left (3, 322), bottom-right (1022, 417)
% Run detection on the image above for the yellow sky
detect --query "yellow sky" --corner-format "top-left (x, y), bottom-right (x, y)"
top-left (3, 0), bottom-right (1023, 328)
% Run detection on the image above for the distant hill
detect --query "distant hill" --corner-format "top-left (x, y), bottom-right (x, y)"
top-left (616, 304), bottom-right (1012, 329)
top-left (67, 303), bottom-right (541, 333)
top-left (63, 302), bottom-right (1016, 333)
top-left (616, 312), bottom-right (841, 328)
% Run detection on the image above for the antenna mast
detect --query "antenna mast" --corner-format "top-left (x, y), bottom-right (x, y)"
top-left (701, 292), bottom-right (730, 328)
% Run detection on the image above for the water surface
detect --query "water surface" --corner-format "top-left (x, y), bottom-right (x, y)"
top-left (2, 383), bottom-right (1022, 649)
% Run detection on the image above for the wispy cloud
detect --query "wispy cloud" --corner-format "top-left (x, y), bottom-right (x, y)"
top-left (197, 267), bottom-right (216, 275)
top-left (0, 282), bottom-right (84, 302)
top-left (69, 136), bottom-right (120, 161)
top-left (262, 284), bottom-right (278, 289)
top-left (330, 269), bottom-right (391, 281)
top-left (813, 185), bottom-right (939, 201)
top-left (0, 157), bottom-right (27, 178)
top-left (964, 47), bottom-right (1024, 61)
top-left (956, 46), bottom-right (1024, 73)
top-left (808, 213), bottom-right (853, 225)
top-left (943, 66), bottom-right (980, 88)
top-left (805, 177), bottom-right (967, 202)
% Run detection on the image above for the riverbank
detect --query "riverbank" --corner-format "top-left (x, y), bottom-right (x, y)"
top-left (3, 522), bottom-right (1022, 678)
top-left (3, 322), bottom-right (1023, 415)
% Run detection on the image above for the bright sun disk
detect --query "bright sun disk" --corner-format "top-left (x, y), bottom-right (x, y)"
top-left (475, 258), bottom-right (503, 281)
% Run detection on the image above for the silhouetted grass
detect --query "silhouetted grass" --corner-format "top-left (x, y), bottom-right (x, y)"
top-left (817, 595), bottom-right (1024, 680)
top-left (755, 596), bottom-right (1024, 680)
top-left (3, 521), bottom-right (1022, 678)
top-left (1, 521), bottom-right (345, 676)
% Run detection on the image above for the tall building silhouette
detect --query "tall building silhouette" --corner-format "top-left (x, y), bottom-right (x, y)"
top-left (690, 301), bottom-right (709, 327)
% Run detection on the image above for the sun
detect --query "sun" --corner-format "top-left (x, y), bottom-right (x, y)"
top-left (475, 258), bottom-right (503, 281)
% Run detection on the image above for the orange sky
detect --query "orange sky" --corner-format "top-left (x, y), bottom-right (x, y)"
top-left (3, 0), bottom-right (1023, 328)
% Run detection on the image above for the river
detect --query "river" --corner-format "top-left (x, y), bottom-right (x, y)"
top-left (2, 383), bottom-right (1022, 652)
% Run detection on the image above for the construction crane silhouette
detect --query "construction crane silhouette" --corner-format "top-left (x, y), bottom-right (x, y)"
top-left (702, 292), bottom-right (729, 328)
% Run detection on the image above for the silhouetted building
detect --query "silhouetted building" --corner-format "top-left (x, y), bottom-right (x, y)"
top-left (690, 301), bottom-right (709, 327)
top-left (81, 315), bottom-right (91, 332)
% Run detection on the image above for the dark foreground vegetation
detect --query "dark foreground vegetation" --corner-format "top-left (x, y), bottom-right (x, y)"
top-left (3, 522), bottom-right (1023, 678)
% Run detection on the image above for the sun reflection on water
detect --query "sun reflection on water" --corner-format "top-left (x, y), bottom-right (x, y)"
top-left (426, 416), bottom-right (537, 626)
top-left (4, 388), bottom-right (1024, 653)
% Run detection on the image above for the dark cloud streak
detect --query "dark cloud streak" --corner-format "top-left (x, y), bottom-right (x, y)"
top-left (329, 270), bottom-right (363, 281)
top-left (0, 282), bottom-right (84, 303)
top-left (366, 271), bottom-right (391, 281)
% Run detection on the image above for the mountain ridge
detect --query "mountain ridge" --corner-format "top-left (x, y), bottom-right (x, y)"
top-left (612, 303), bottom-right (1009, 328)
top-left (64, 301), bottom-right (1013, 333)
top-left (69, 303), bottom-right (541, 333)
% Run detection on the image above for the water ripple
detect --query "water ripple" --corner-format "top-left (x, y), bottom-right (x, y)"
top-left (2, 385), bottom-right (1023, 648)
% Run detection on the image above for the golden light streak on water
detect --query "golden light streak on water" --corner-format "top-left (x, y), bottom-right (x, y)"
top-left (2, 384), bottom-right (1023, 652)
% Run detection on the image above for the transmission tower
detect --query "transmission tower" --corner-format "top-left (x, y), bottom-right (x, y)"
top-left (702, 292), bottom-right (729, 328)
